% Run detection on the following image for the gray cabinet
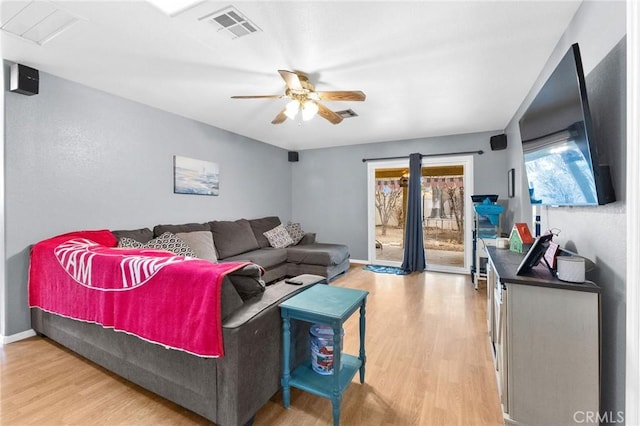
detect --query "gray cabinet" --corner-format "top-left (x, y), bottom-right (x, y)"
top-left (486, 247), bottom-right (600, 426)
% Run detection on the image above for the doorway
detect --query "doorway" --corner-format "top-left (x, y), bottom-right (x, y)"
top-left (367, 155), bottom-right (473, 274)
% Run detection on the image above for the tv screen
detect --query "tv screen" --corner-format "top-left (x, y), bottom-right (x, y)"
top-left (518, 43), bottom-right (614, 206)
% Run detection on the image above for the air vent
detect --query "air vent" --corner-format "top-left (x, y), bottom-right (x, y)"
top-left (1, 1), bottom-right (80, 45)
top-left (200, 6), bottom-right (261, 39)
top-left (336, 109), bottom-right (359, 119)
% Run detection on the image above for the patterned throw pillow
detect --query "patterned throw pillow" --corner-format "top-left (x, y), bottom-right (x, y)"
top-left (285, 222), bottom-right (305, 245)
top-left (117, 232), bottom-right (197, 258)
top-left (263, 224), bottom-right (294, 249)
top-left (117, 237), bottom-right (144, 248)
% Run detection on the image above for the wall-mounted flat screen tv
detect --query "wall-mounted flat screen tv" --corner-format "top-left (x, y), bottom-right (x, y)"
top-left (518, 43), bottom-right (615, 206)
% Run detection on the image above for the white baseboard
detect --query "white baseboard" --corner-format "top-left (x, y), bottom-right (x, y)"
top-left (349, 259), bottom-right (368, 265)
top-left (2, 329), bottom-right (36, 345)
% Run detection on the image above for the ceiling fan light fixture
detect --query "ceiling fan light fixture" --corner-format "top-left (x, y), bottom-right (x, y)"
top-left (231, 69), bottom-right (365, 125)
top-left (284, 100), bottom-right (300, 120)
top-left (301, 100), bottom-right (319, 121)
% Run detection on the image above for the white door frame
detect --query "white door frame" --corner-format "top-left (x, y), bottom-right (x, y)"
top-left (366, 155), bottom-right (474, 274)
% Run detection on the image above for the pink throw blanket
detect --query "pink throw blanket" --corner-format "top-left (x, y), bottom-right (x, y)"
top-left (28, 230), bottom-right (252, 357)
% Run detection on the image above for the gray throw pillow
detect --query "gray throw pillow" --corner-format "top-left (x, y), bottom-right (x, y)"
top-left (175, 231), bottom-right (218, 263)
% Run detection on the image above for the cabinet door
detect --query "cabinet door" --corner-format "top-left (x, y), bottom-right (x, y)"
top-left (495, 284), bottom-right (508, 413)
top-left (507, 284), bottom-right (599, 425)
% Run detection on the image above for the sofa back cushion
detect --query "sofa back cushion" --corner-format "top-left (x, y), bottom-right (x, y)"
top-left (112, 228), bottom-right (154, 243)
top-left (209, 219), bottom-right (260, 259)
top-left (249, 216), bottom-right (282, 248)
top-left (153, 222), bottom-right (209, 237)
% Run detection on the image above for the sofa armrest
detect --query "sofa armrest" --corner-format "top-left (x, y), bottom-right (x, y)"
top-left (297, 233), bottom-right (316, 245)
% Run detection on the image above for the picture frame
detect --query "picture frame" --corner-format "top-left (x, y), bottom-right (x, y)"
top-left (173, 155), bottom-right (219, 196)
top-left (508, 168), bottom-right (515, 198)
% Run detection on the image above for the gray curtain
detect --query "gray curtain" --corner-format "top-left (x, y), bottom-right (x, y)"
top-left (401, 153), bottom-right (426, 273)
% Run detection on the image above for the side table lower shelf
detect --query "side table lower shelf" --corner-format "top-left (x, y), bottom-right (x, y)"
top-left (289, 354), bottom-right (362, 399)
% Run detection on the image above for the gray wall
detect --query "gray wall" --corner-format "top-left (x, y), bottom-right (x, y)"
top-left (4, 68), bottom-right (291, 335)
top-left (502, 1), bottom-right (626, 421)
top-left (291, 132), bottom-right (507, 260)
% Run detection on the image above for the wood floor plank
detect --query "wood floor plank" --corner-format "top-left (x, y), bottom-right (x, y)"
top-left (0, 266), bottom-right (502, 425)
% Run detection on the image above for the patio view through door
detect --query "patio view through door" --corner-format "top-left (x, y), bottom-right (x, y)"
top-left (367, 156), bottom-right (473, 274)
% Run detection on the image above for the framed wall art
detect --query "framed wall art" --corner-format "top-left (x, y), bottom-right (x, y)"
top-left (173, 155), bottom-right (219, 196)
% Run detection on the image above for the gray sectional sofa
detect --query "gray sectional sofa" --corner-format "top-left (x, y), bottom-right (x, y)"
top-left (30, 216), bottom-right (351, 426)
top-left (32, 272), bottom-right (324, 426)
top-left (114, 216), bottom-right (351, 283)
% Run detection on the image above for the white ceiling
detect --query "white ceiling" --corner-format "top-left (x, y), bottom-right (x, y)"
top-left (1, 0), bottom-right (582, 151)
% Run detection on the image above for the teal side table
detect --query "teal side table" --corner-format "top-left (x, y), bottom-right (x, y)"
top-left (279, 284), bottom-right (368, 426)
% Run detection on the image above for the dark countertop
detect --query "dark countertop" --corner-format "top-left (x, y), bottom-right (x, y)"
top-left (486, 246), bottom-right (601, 293)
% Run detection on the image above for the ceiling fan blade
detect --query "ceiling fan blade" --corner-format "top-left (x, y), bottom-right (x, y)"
top-left (271, 108), bottom-right (288, 124)
top-left (316, 103), bottom-right (343, 125)
top-left (231, 95), bottom-right (283, 99)
top-left (278, 70), bottom-right (303, 90)
top-left (316, 91), bottom-right (366, 102)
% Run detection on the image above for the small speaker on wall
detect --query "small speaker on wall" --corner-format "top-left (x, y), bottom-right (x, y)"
top-left (10, 63), bottom-right (39, 96)
top-left (288, 151), bottom-right (299, 162)
top-left (490, 134), bottom-right (507, 151)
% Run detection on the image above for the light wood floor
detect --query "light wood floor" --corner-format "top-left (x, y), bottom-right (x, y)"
top-left (0, 266), bottom-right (503, 425)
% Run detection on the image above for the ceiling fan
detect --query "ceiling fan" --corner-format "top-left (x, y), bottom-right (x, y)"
top-left (231, 70), bottom-right (366, 125)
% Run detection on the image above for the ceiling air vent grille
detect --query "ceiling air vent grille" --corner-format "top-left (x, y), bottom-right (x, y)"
top-left (201, 6), bottom-right (261, 39)
top-left (336, 109), bottom-right (359, 119)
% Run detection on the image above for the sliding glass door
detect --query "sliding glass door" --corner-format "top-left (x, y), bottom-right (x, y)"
top-left (368, 160), bottom-right (407, 266)
top-left (367, 155), bottom-right (473, 273)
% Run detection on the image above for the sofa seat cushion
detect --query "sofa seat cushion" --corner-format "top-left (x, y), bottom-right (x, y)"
top-left (223, 248), bottom-right (288, 269)
top-left (286, 243), bottom-right (350, 266)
